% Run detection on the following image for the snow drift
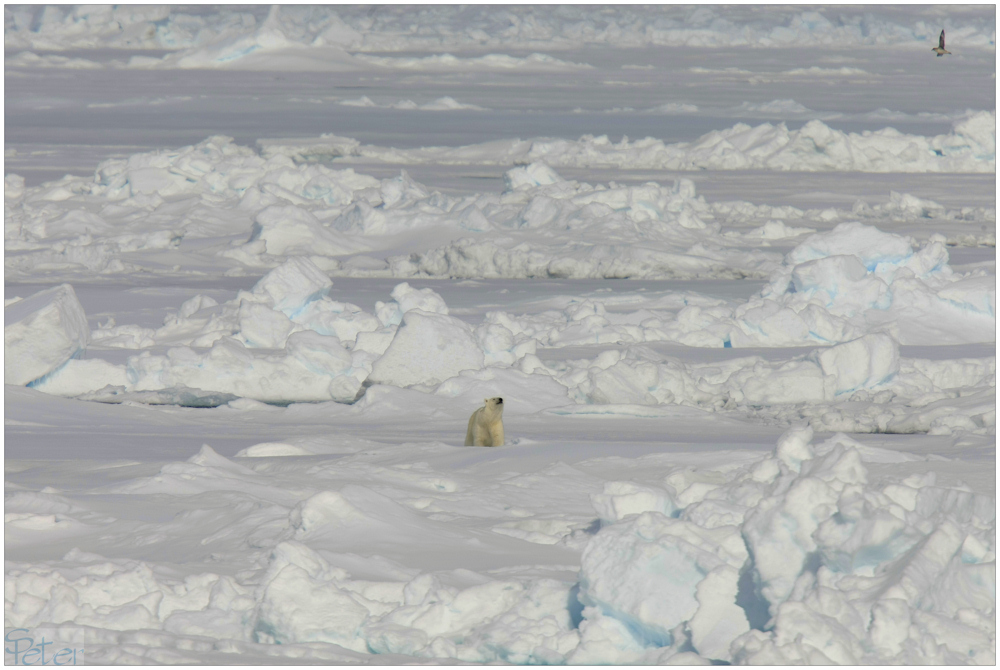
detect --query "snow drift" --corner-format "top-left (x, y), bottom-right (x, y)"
top-left (5, 428), bottom-right (994, 663)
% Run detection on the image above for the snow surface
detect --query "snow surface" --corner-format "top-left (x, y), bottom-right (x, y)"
top-left (4, 4), bottom-right (996, 666)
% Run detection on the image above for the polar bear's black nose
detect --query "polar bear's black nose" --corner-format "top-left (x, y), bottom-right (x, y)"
top-left (497, 398), bottom-right (503, 403)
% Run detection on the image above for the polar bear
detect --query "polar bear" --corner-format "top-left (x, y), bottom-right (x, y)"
top-left (465, 397), bottom-right (504, 447)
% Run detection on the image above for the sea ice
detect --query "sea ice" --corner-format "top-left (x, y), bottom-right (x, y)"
top-left (10, 224), bottom-right (992, 444)
top-left (7, 6), bottom-right (995, 55)
top-left (4, 284), bottom-right (90, 385)
top-left (263, 112), bottom-right (996, 174)
top-left (5, 429), bottom-right (992, 664)
top-left (3, 10), bottom-right (994, 663)
top-left (369, 310), bottom-right (485, 388)
top-left (6, 132), bottom-right (994, 284)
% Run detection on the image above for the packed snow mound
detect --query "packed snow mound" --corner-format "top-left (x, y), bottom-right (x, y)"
top-left (4, 284), bottom-right (89, 385)
top-left (812, 333), bottom-right (900, 394)
top-left (541, 337), bottom-right (994, 435)
top-left (249, 255), bottom-right (333, 315)
top-left (124, 335), bottom-right (363, 404)
top-left (248, 205), bottom-right (370, 258)
top-left (34, 259), bottom-right (384, 403)
top-left (375, 282), bottom-right (450, 327)
top-left (369, 310), bottom-right (485, 388)
top-left (383, 170), bottom-right (782, 280)
top-left (6, 429), bottom-right (993, 664)
top-left (6, 5), bottom-right (995, 55)
top-left (125, 259), bottom-right (388, 403)
top-left (81, 134), bottom-right (380, 205)
top-left (732, 222), bottom-right (996, 346)
top-left (275, 113), bottom-right (996, 174)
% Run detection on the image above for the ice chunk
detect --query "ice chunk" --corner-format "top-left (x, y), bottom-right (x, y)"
top-left (236, 442), bottom-right (314, 457)
top-left (814, 333), bottom-right (900, 394)
top-left (390, 282), bottom-right (449, 316)
top-left (254, 541), bottom-right (370, 650)
top-left (579, 512), bottom-right (744, 647)
top-left (375, 283), bottom-right (448, 327)
top-left (250, 256), bottom-right (333, 315)
top-left (732, 223), bottom-right (993, 346)
top-left (774, 424), bottom-right (815, 472)
top-left (5, 284), bottom-right (89, 385)
top-left (285, 330), bottom-right (353, 378)
top-left (79, 385), bottom-right (239, 407)
top-left (29, 358), bottom-right (128, 397)
top-left (475, 322), bottom-right (519, 366)
top-left (740, 359), bottom-right (834, 404)
top-left (569, 606), bottom-right (650, 664)
top-left (127, 336), bottom-right (362, 403)
top-left (688, 565), bottom-right (749, 662)
top-left (786, 222), bottom-right (913, 269)
top-left (238, 300), bottom-right (296, 348)
top-left (249, 204), bottom-right (368, 257)
top-left (369, 310), bottom-right (484, 387)
top-left (291, 300), bottom-right (382, 345)
top-left (503, 162), bottom-right (563, 191)
top-left (747, 220), bottom-right (816, 239)
top-left (936, 275), bottom-right (996, 316)
top-left (5, 173), bottom-right (26, 202)
top-left (569, 425), bottom-right (995, 663)
top-left (591, 481), bottom-right (677, 524)
top-left (790, 255), bottom-right (890, 308)
top-left (353, 328), bottom-right (397, 356)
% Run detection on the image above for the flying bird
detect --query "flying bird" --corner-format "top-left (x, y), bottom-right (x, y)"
top-left (932, 29), bottom-right (951, 56)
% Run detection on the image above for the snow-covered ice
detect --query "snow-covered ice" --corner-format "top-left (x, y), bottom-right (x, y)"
top-left (259, 111), bottom-right (995, 173)
top-left (5, 4), bottom-right (995, 666)
top-left (5, 5), bottom-right (996, 54)
top-left (4, 283), bottom-right (89, 386)
top-left (4, 424), bottom-right (994, 664)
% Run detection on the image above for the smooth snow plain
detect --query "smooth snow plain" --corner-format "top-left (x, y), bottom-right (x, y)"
top-left (4, 4), bottom-right (996, 665)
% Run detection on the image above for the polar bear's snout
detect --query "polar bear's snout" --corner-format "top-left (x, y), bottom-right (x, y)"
top-left (496, 397), bottom-right (503, 404)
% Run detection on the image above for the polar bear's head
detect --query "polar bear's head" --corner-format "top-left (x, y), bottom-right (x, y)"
top-left (482, 397), bottom-right (504, 419)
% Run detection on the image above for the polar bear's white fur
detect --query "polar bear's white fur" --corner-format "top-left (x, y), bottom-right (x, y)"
top-left (465, 397), bottom-right (504, 447)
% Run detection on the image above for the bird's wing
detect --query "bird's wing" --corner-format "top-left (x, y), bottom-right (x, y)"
top-left (939, 30), bottom-right (946, 49)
